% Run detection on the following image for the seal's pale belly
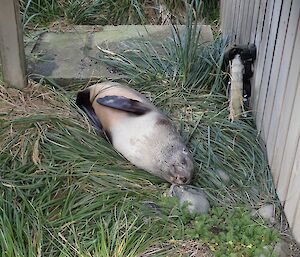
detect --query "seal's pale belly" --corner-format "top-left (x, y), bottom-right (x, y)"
top-left (110, 112), bottom-right (159, 171)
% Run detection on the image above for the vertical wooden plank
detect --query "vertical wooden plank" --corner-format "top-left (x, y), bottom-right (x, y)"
top-left (272, 27), bottom-right (300, 193)
top-left (223, 0), bottom-right (234, 42)
top-left (274, 21), bottom-right (300, 202)
top-left (263, 0), bottom-right (292, 149)
top-left (232, 0), bottom-right (242, 43)
top-left (225, 0), bottom-right (234, 39)
top-left (266, 0), bottom-right (300, 184)
top-left (277, 69), bottom-right (300, 206)
top-left (291, 147), bottom-right (300, 243)
top-left (229, 0), bottom-right (238, 42)
top-left (250, 0), bottom-right (262, 43)
top-left (220, 0), bottom-right (228, 34)
top-left (235, 0), bottom-right (245, 44)
top-left (239, 0), bottom-right (247, 44)
top-left (221, 0), bottom-right (226, 33)
top-left (284, 133), bottom-right (300, 227)
top-left (239, 0), bottom-right (250, 44)
top-left (249, 0), bottom-right (261, 106)
top-left (0, 0), bottom-right (26, 89)
top-left (222, 0), bottom-right (230, 35)
top-left (220, 0), bottom-right (224, 31)
top-left (251, 0), bottom-right (268, 109)
top-left (254, 0), bottom-right (268, 47)
top-left (244, 0), bottom-right (255, 44)
top-left (292, 195), bottom-right (300, 243)
top-left (254, 0), bottom-right (275, 110)
top-left (226, 0), bottom-right (234, 36)
top-left (252, 0), bottom-right (274, 123)
top-left (256, 0), bottom-right (282, 139)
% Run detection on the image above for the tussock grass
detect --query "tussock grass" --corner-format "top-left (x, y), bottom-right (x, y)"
top-left (95, 7), bottom-right (276, 207)
top-left (20, 0), bottom-right (220, 29)
top-left (0, 68), bottom-right (277, 256)
top-left (20, 0), bottom-right (147, 28)
top-left (0, 83), bottom-right (176, 256)
top-left (97, 1), bottom-right (224, 92)
top-left (20, 0), bottom-right (146, 29)
top-left (1, 2), bottom-right (281, 255)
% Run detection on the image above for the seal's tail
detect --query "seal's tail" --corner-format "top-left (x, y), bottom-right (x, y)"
top-left (76, 88), bottom-right (103, 132)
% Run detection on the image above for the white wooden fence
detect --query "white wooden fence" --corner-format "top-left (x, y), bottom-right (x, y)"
top-left (221, 0), bottom-right (300, 243)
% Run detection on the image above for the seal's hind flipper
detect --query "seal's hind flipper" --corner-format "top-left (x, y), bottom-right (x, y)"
top-left (76, 89), bottom-right (102, 131)
top-left (96, 95), bottom-right (151, 115)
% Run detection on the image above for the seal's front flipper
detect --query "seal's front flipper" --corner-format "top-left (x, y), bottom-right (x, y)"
top-left (76, 89), bottom-right (102, 131)
top-left (96, 95), bottom-right (151, 115)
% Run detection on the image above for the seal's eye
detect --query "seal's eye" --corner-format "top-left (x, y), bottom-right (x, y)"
top-left (182, 148), bottom-right (188, 155)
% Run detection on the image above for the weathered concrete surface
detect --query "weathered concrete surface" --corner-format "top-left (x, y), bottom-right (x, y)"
top-left (27, 25), bottom-right (213, 85)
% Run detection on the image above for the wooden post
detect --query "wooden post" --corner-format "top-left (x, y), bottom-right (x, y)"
top-left (0, 0), bottom-right (27, 89)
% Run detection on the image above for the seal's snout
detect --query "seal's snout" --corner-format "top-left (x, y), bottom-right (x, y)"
top-left (171, 172), bottom-right (192, 185)
top-left (172, 175), bottom-right (190, 185)
top-left (170, 163), bottom-right (193, 185)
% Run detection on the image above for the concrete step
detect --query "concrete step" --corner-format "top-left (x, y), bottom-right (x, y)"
top-left (26, 25), bottom-right (213, 86)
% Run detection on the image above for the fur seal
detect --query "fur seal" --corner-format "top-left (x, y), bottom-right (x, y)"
top-left (76, 82), bottom-right (194, 184)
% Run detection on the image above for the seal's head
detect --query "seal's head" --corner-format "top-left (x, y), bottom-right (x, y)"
top-left (158, 141), bottom-right (194, 185)
top-left (150, 119), bottom-right (194, 184)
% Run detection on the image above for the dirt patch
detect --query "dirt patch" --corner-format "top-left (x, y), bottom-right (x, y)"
top-left (0, 81), bottom-right (75, 119)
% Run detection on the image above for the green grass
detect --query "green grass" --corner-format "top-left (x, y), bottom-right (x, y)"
top-left (0, 2), bottom-right (282, 256)
top-left (0, 47), bottom-right (280, 257)
top-left (95, 8), bottom-right (276, 206)
top-left (20, 0), bottom-right (220, 29)
top-left (20, 0), bottom-right (146, 29)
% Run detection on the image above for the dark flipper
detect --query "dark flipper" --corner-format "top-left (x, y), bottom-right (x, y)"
top-left (96, 95), bottom-right (151, 115)
top-left (76, 89), bottom-right (102, 131)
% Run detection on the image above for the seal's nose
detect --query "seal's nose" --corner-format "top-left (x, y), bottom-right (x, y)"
top-left (173, 175), bottom-right (189, 184)
top-left (181, 157), bottom-right (187, 165)
top-left (180, 177), bottom-right (187, 183)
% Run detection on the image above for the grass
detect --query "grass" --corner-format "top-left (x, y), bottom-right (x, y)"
top-left (95, 8), bottom-right (276, 206)
top-left (20, 0), bottom-right (220, 29)
top-left (0, 1), bottom-right (285, 256)
top-left (1, 39), bottom-right (281, 257)
top-left (0, 24), bottom-right (278, 256)
top-left (20, 0), bottom-right (146, 29)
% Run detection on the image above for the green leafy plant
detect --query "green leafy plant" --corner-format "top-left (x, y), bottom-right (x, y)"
top-left (185, 207), bottom-right (280, 257)
top-left (155, 196), bottom-right (280, 257)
